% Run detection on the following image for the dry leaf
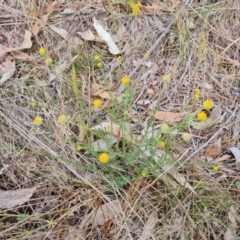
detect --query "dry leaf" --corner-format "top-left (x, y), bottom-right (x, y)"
top-left (11, 51), bottom-right (33, 60)
top-left (91, 122), bottom-right (141, 143)
top-left (206, 138), bottom-right (221, 158)
top-left (93, 17), bottom-right (120, 55)
top-left (0, 61), bottom-right (15, 84)
top-left (142, 3), bottom-right (163, 14)
top-left (78, 29), bottom-right (96, 41)
top-left (62, 7), bottom-right (77, 14)
top-left (139, 211), bottom-right (158, 240)
top-left (6, 30), bottom-right (32, 52)
top-left (50, 25), bottom-right (68, 39)
top-left (149, 111), bottom-right (186, 122)
top-left (229, 147), bottom-right (240, 163)
top-left (80, 200), bottom-right (120, 229)
top-left (92, 135), bottom-right (117, 151)
top-left (0, 186), bottom-right (37, 209)
top-left (65, 200), bottom-right (120, 239)
top-left (31, 0), bottom-right (61, 36)
top-left (49, 55), bottom-right (78, 81)
top-left (163, 165), bottom-right (195, 192)
top-left (224, 228), bottom-right (236, 240)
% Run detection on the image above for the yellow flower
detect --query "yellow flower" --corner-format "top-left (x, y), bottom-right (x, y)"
top-left (193, 89), bottom-right (201, 99)
top-left (144, 52), bottom-right (149, 57)
top-left (159, 141), bottom-right (166, 148)
top-left (117, 55), bottom-right (122, 61)
top-left (161, 123), bottom-right (169, 133)
top-left (197, 111), bottom-right (207, 121)
top-left (182, 133), bottom-right (191, 142)
top-left (30, 102), bottom-right (36, 108)
top-left (194, 93), bottom-right (200, 99)
top-left (57, 114), bottom-right (67, 124)
top-left (141, 171), bottom-right (147, 177)
top-left (203, 100), bottom-right (214, 110)
top-left (30, 130), bottom-right (36, 135)
top-left (39, 47), bottom-right (46, 55)
top-left (33, 116), bottom-right (43, 126)
top-left (45, 58), bottom-right (53, 66)
top-left (121, 76), bottom-right (130, 85)
top-left (213, 165), bottom-right (219, 172)
top-left (147, 88), bottom-right (154, 96)
top-left (75, 145), bottom-right (81, 151)
top-left (93, 99), bottom-right (102, 108)
top-left (97, 62), bottom-right (102, 68)
top-left (129, 1), bottom-right (141, 16)
top-left (99, 153), bottom-right (109, 164)
top-left (163, 75), bottom-right (171, 82)
top-left (94, 54), bottom-right (100, 60)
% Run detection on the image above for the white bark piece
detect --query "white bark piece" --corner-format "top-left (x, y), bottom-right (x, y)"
top-left (93, 17), bottom-right (120, 55)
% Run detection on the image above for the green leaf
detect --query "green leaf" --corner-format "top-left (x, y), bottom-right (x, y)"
top-left (189, 115), bottom-right (224, 130)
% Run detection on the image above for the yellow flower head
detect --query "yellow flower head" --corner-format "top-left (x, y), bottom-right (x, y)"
top-left (117, 55), bottom-right (122, 61)
top-left (39, 47), bottom-right (46, 55)
top-left (129, 1), bottom-right (141, 16)
top-left (30, 102), bottom-right (36, 108)
top-left (94, 54), bottom-right (100, 60)
top-left (147, 88), bottom-right (154, 96)
top-left (182, 133), bottom-right (191, 142)
top-left (159, 141), bottom-right (166, 148)
top-left (213, 165), bottom-right (219, 172)
top-left (99, 153), bottom-right (109, 164)
top-left (197, 111), bottom-right (207, 121)
top-left (97, 62), bottom-right (102, 68)
top-left (193, 88), bottom-right (201, 100)
top-left (161, 123), bottom-right (169, 133)
top-left (75, 145), bottom-right (81, 151)
top-left (203, 100), bottom-right (214, 110)
top-left (33, 116), bottom-right (43, 126)
top-left (144, 52), bottom-right (149, 58)
top-left (121, 76), bottom-right (130, 85)
top-left (45, 58), bottom-right (53, 66)
top-left (30, 130), bottom-right (36, 135)
top-left (57, 114), bottom-right (67, 124)
top-left (93, 99), bottom-right (102, 108)
top-left (163, 75), bottom-right (171, 82)
top-left (141, 171), bottom-right (147, 177)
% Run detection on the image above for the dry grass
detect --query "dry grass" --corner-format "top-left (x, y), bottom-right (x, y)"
top-left (0, 0), bottom-right (240, 239)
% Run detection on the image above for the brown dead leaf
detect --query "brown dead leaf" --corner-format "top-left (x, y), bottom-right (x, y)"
top-left (11, 51), bottom-right (33, 60)
top-left (142, 3), bottom-right (163, 14)
top-left (49, 25), bottom-right (68, 40)
top-left (31, 0), bottom-right (61, 36)
top-left (0, 61), bottom-right (15, 84)
top-left (91, 122), bottom-right (141, 143)
top-left (49, 55), bottom-right (78, 81)
top-left (139, 211), bottom-right (158, 240)
top-left (6, 30), bottom-right (32, 52)
top-left (163, 165), bottom-right (195, 193)
top-left (0, 186), bottom-right (37, 209)
top-left (81, 200), bottom-right (120, 230)
top-left (149, 111), bottom-right (186, 122)
top-left (206, 138), bottom-right (221, 158)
